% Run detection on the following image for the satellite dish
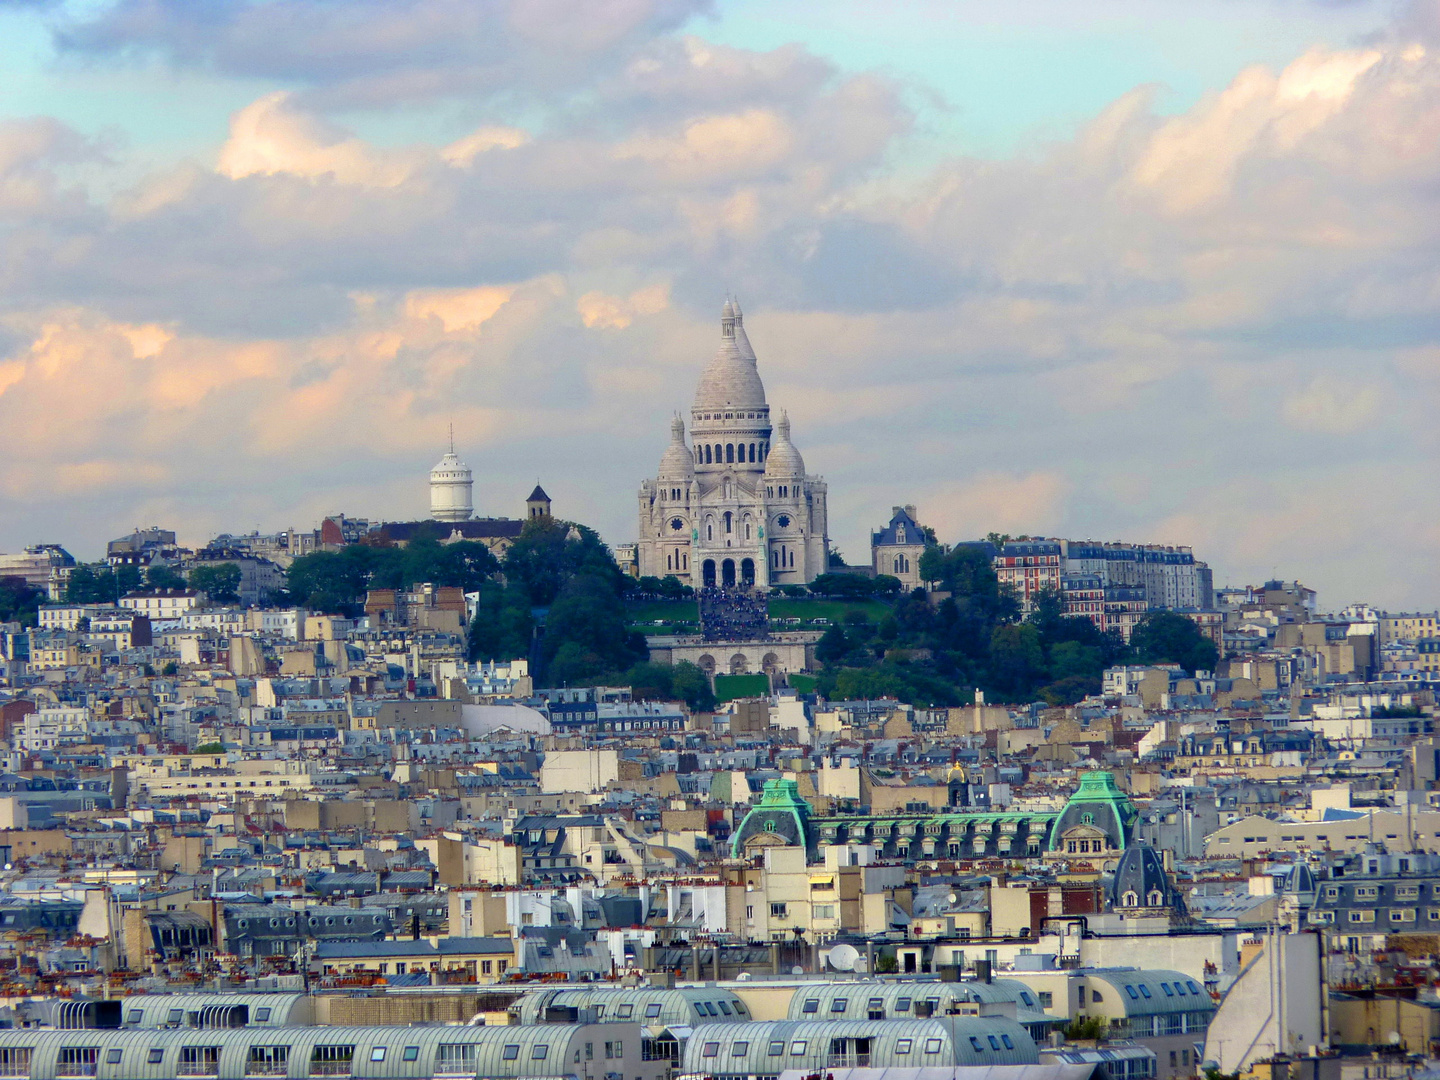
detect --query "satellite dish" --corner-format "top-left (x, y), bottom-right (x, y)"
top-left (1388, 1032), bottom-right (1402, 1045)
top-left (791, 965), bottom-right (805, 975)
top-left (829, 944), bottom-right (860, 972)
top-left (737, 972), bottom-right (753, 981)
top-left (948, 893), bottom-right (959, 905)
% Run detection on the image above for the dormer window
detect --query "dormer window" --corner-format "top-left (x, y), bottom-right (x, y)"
top-left (896, 524), bottom-right (906, 544)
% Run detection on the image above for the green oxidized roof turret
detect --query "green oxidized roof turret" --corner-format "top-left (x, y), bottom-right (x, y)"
top-left (730, 778), bottom-right (814, 858)
top-left (1046, 770), bottom-right (1138, 852)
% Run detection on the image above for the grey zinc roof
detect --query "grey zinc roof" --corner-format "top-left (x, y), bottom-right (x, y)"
top-left (0, 1024), bottom-right (605, 1080)
top-left (1088, 970), bottom-right (1215, 1017)
top-left (681, 1017), bottom-right (1039, 1075)
top-left (119, 994), bottom-right (308, 1028)
top-left (514, 985), bottom-right (749, 1027)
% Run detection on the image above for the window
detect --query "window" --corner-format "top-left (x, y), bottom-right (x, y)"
top-left (1001, 1036), bottom-right (1014, 1050)
top-left (970, 1038), bottom-right (984, 1053)
top-left (593, 1005), bottom-right (605, 1019)
top-left (802, 999), bottom-right (819, 1015)
top-left (925, 1040), bottom-right (943, 1054)
top-left (1161, 983), bottom-right (1174, 996)
top-left (0, 1049), bottom-right (31, 1078)
top-left (1019, 992), bottom-right (1034, 1006)
top-left (644, 1004), bottom-right (662, 1019)
top-left (617, 1004), bottom-right (633, 1019)
top-left (531, 1046), bottom-right (549, 1061)
top-left (179, 1047), bottom-right (221, 1077)
top-left (701, 1003), bottom-right (718, 1017)
top-left (58, 1047), bottom-right (100, 1078)
top-left (246, 1048), bottom-right (287, 1077)
top-left (791, 1042), bottom-right (807, 1056)
top-left (702, 1044), bottom-right (720, 1059)
top-left (768, 1042), bottom-right (785, 1057)
top-left (167, 1010), bottom-right (184, 1025)
top-left (254, 1008), bottom-right (271, 1023)
top-left (896, 1040), bottom-right (913, 1055)
top-left (501, 1046), bottom-right (520, 1062)
top-left (1187, 981), bottom-right (1201, 994)
top-left (1392, 909), bottom-right (1417, 922)
top-left (308, 1045), bottom-right (354, 1077)
top-left (718, 1002), bottom-right (733, 1016)
top-left (733, 1043), bottom-right (749, 1057)
top-left (771, 903), bottom-right (788, 918)
top-left (105, 1052), bottom-right (123, 1066)
top-left (896, 997), bottom-right (911, 1012)
top-left (813, 904), bottom-right (836, 919)
top-left (436, 1045), bottom-right (475, 1076)
top-left (988, 1037), bottom-right (1002, 1050)
top-left (148, 1050), bottom-right (166, 1067)
top-left (402, 1048), bottom-right (419, 1063)
top-left (369, 1049), bottom-right (386, 1064)
top-left (1125, 985), bottom-right (1139, 1000)
top-left (1139, 985), bottom-right (1152, 999)
top-left (126, 1011), bottom-right (143, 1026)
top-left (831, 999), bottom-right (848, 1013)
top-left (1038, 992), bottom-right (1053, 1008)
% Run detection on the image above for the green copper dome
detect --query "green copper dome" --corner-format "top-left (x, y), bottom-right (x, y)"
top-left (731, 778), bottom-right (815, 857)
top-left (1046, 770), bottom-right (1138, 852)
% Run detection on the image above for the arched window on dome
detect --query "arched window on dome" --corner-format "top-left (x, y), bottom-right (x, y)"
top-left (1122, 891), bottom-right (1139, 907)
top-left (1147, 890), bottom-right (1165, 906)
top-left (726, 444), bottom-right (734, 463)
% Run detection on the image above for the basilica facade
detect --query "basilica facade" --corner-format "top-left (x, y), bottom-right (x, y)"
top-left (637, 301), bottom-right (829, 590)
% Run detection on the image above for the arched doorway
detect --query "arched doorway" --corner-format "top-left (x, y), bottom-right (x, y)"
top-left (697, 654), bottom-right (716, 676)
top-left (730, 653), bottom-right (749, 674)
top-left (702, 560), bottom-right (717, 588)
top-left (722, 559), bottom-right (736, 588)
top-left (740, 558), bottom-right (755, 586)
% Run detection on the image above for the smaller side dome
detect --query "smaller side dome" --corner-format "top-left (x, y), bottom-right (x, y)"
top-left (764, 412), bottom-right (805, 478)
top-left (658, 415), bottom-right (695, 479)
top-left (1108, 840), bottom-right (1178, 911)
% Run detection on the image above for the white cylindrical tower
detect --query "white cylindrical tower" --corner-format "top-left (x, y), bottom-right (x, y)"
top-left (429, 448), bottom-right (474, 522)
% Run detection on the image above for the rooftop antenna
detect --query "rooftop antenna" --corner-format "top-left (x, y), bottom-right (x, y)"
top-left (448, 422), bottom-right (455, 455)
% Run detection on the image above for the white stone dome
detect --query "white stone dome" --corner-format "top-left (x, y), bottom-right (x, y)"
top-left (658, 415), bottom-right (695, 479)
top-left (692, 301), bottom-right (767, 412)
top-left (764, 412), bottom-right (805, 478)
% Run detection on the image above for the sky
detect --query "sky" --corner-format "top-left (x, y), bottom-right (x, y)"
top-left (0, 0), bottom-right (1436, 609)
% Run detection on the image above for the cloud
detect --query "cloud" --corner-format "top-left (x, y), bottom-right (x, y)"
top-left (1282, 374), bottom-right (1385, 432)
top-left (217, 92), bottom-right (419, 186)
top-left (919, 473), bottom-right (1070, 542)
top-left (54, 0), bottom-right (711, 107)
top-left (577, 284), bottom-right (670, 329)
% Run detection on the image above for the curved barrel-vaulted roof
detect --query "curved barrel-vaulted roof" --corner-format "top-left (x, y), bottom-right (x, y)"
top-left (119, 994), bottom-right (310, 1029)
top-left (784, 980), bottom-right (1055, 1039)
top-left (0, 1024), bottom-right (602, 1080)
top-left (680, 1017), bottom-right (1039, 1076)
top-left (514, 985), bottom-right (749, 1027)
top-left (1086, 970), bottom-right (1216, 1019)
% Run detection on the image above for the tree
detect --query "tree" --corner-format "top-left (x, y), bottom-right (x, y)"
top-left (504, 518), bottom-right (622, 606)
top-left (669, 661), bottom-right (716, 712)
top-left (146, 564), bottom-right (186, 591)
top-left (541, 571), bottom-right (646, 683)
top-left (816, 624), bottom-right (851, 666)
top-left (189, 563), bottom-right (243, 605)
top-left (872, 574), bottom-right (903, 596)
top-left (986, 623), bottom-right (1046, 701)
top-left (807, 573), bottom-right (874, 598)
top-left (285, 548), bottom-right (378, 616)
top-left (1130, 612), bottom-right (1219, 674)
top-left (468, 581), bottom-right (534, 662)
top-left (66, 563), bottom-right (141, 604)
top-left (0, 576), bottom-right (42, 627)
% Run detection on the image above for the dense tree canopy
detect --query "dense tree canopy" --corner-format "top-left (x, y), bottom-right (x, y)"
top-left (0, 576), bottom-right (43, 627)
top-left (188, 563), bottom-right (243, 605)
top-left (65, 563), bottom-right (141, 604)
top-left (285, 538), bottom-right (500, 614)
top-left (1130, 611), bottom-right (1220, 675)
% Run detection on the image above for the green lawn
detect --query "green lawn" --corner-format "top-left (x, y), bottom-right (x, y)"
top-left (626, 600), bottom-right (699, 622)
top-left (788, 673), bottom-right (818, 694)
top-left (767, 598), bottom-right (892, 624)
top-left (714, 673), bottom-right (771, 702)
top-left (626, 596), bottom-right (892, 636)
